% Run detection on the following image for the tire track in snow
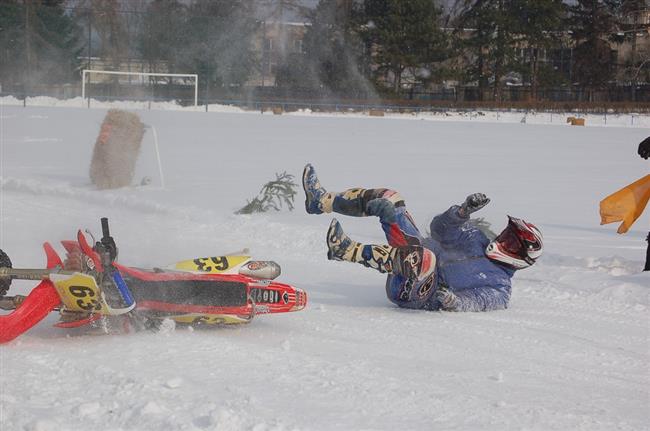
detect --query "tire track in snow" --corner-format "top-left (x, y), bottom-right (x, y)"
top-left (1, 176), bottom-right (187, 216)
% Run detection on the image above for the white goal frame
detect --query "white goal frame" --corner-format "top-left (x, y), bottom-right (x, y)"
top-left (81, 69), bottom-right (199, 107)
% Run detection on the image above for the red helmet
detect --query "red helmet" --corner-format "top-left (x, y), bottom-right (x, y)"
top-left (486, 216), bottom-right (543, 269)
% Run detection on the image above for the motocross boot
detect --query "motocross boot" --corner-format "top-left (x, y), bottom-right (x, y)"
top-left (326, 219), bottom-right (396, 274)
top-left (303, 164), bottom-right (332, 214)
top-left (303, 164), bottom-right (405, 219)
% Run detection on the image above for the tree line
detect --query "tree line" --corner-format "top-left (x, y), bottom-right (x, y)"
top-left (0, 0), bottom-right (648, 102)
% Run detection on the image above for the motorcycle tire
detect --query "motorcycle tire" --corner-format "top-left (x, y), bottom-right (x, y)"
top-left (0, 249), bottom-right (12, 297)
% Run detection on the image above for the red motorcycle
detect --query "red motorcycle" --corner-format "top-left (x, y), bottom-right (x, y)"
top-left (0, 218), bottom-right (307, 343)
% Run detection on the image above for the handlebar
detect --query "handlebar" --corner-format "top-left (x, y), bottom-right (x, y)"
top-left (101, 217), bottom-right (110, 239)
top-left (98, 217), bottom-right (118, 263)
top-left (95, 218), bottom-right (134, 312)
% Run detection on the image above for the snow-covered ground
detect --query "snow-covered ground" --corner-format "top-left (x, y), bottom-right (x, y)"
top-left (3, 94), bottom-right (650, 128)
top-left (0, 100), bottom-right (648, 431)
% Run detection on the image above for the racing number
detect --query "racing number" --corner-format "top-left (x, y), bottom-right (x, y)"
top-left (68, 285), bottom-right (102, 311)
top-left (192, 256), bottom-right (229, 272)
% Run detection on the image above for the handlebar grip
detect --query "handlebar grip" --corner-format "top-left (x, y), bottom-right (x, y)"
top-left (101, 217), bottom-right (110, 239)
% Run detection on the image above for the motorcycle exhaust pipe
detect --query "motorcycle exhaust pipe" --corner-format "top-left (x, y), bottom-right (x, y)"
top-left (238, 261), bottom-right (281, 280)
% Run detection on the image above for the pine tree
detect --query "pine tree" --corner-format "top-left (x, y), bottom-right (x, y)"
top-left (567, 0), bottom-right (620, 90)
top-left (275, 0), bottom-right (371, 98)
top-left (138, 0), bottom-right (186, 73)
top-left (0, 0), bottom-right (83, 90)
top-left (176, 0), bottom-right (257, 100)
top-left (509, 0), bottom-right (566, 99)
top-left (85, 0), bottom-right (128, 71)
top-left (453, 0), bottom-right (520, 101)
top-left (357, 0), bottom-right (448, 96)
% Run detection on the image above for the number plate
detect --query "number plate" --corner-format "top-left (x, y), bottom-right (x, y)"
top-left (50, 273), bottom-right (110, 314)
top-left (172, 255), bottom-right (250, 274)
top-left (171, 314), bottom-right (252, 325)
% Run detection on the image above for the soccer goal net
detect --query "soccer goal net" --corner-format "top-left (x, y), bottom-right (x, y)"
top-left (81, 70), bottom-right (198, 107)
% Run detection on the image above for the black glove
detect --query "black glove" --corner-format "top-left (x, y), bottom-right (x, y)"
top-left (638, 137), bottom-right (650, 160)
top-left (459, 193), bottom-right (490, 217)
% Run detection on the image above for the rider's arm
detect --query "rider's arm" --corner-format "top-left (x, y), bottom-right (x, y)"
top-left (436, 284), bottom-right (511, 312)
top-left (430, 193), bottom-right (490, 244)
top-left (429, 205), bottom-right (469, 244)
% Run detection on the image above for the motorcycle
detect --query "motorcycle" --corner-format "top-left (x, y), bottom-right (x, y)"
top-left (0, 218), bottom-right (307, 343)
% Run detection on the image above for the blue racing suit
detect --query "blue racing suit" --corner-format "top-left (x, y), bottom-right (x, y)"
top-left (380, 203), bottom-right (516, 312)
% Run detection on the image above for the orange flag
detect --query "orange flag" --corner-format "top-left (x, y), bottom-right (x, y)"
top-left (600, 174), bottom-right (650, 234)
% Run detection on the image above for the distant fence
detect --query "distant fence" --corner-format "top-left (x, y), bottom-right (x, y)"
top-left (412, 85), bottom-right (650, 104)
top-left (2, 85), bottom-right (650, 115)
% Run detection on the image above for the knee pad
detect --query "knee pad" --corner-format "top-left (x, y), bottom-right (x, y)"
top-left (395, 246), bottom-right (436, 282)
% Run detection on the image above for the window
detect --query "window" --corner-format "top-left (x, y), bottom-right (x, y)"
top-left (293, 39), bottom-right (303, 53)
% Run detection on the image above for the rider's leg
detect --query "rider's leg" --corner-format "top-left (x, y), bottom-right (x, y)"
top-left (303, 164), bottom-right (423, 246)
top-left (326, 219), bottom-right (435, 282)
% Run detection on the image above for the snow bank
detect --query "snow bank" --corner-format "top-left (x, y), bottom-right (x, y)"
top-left (2, 95), bottom-right (649, 127)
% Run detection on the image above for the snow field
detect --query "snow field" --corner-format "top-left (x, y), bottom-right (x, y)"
top-left (0, 103), bottom-right (649, 430)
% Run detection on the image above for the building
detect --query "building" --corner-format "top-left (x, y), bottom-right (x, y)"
top-left (249, 20), bottom-right (310, 87)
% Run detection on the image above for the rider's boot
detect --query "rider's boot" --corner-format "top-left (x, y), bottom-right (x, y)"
top-left (326, 219), bottom-right (396, 274)
top-left (302, 164), bottom-right (403, 222)
top-left (327, 219), bottom-right (436, 282)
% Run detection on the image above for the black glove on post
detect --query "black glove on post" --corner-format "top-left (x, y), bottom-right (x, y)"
top-left (459, 193), bottom-right (490, 218)
top-left (639, 137), bottom-right (650, 160)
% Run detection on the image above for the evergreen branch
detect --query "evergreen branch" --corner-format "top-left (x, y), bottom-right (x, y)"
top-left (236, 172), bottom-right (298, 215)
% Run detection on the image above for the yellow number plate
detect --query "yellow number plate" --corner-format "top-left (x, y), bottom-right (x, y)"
top-left (171, 314), bottom-right (252, 325)
top-left (50, 273), bottom-right (109, 314)
top-left (173, 255), bottom-right (250, 274)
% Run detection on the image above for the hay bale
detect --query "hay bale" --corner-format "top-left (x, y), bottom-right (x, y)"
top-left (89, 109), bottom-right (145, 189)
top-left (272, 106), bottom-right (283, 115)
top-left (369, 109), bottom-right (385, 117)
top-left (571, 118), bottom-right (585, 126)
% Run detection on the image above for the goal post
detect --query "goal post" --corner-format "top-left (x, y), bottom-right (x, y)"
top-left (81, 69), bottom-right (199, 107)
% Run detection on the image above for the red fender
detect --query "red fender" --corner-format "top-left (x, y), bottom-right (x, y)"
top-left (0, 280), bottom-right (61, 344)
top-left (61, 240), bottom-right (80, 254)
top-left (43, 242), bottom-right (63, 269)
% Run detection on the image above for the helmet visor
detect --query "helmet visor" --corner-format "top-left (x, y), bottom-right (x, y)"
top-left (496, 226), bottom-right (524, 256)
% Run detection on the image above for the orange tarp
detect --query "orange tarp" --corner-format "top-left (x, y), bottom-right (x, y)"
top-left (600, 174), bottom-right (650, 234)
